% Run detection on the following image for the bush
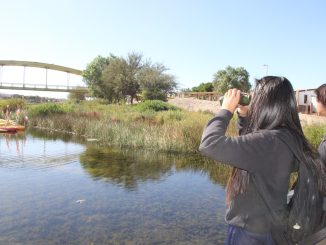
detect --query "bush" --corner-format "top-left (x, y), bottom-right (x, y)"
top-left (135, 100), bottom-right (181, 112)
top-left (0, 98), bottom-right (26, 119)
top-left (0, 98), bottom-right (25, 112)
top-left (141, 89), bottom-right (167, 101)
top-left (29, 103), bottom-right (73, 117)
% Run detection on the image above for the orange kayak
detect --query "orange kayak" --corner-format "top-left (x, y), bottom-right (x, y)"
top-left (13, 125), bottom-right (25, 131)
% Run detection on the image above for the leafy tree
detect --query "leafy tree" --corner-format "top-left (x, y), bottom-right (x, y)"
top-left (82, 55), bottom-right (115, 101)
top-left (212, 66), bottom-right (250, 94)
top-left (138, 63), bottom-right (177, 101)
top-left (83, 53), bottom-right (177, 103)
top-left (192, 82), bottom-right (214, 92)
top-left (101, 53), bottom-right (143, 104)
top-left (180, 88), bottom-right (191, 92)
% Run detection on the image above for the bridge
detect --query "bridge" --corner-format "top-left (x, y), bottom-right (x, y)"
top-left (0, 60), bottom-right (88, 93)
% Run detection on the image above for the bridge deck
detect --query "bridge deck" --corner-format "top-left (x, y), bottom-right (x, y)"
top-left (0, 83), bottom-right (88, 93)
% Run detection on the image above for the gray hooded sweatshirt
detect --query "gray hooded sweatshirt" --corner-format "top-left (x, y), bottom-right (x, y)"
top-left (199, 109), bottom-right (298, 233)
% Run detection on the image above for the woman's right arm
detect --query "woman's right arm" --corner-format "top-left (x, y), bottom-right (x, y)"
top-left (199, 109), bottom-right (278, 173)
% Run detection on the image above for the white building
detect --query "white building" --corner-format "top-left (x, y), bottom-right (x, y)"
top-left (295, 89), bottom-right (317, 113)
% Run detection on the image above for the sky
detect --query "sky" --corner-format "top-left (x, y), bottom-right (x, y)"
top-left (0, 0), bottom-right (325, 98)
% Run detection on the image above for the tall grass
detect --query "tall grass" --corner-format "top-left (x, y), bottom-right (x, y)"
top-left (0, 98), bottom-right (25, 119)
top-left (27, 100), bottom-right (326, 153)
top-left (28, 103), bottom-right (74, 117)
top-left (28, 101), bottom-right (215, 153)
top-left (303, 124), bottom-right (326, 150)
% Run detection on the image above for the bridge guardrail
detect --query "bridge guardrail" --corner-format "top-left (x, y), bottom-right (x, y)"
top-left (0, 82), bottom-right (88, 92)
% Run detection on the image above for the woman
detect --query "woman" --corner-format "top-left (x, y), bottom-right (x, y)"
top-left (199, 76), bottom-right (325, 244)
top-left (315, 84), bottom-right (326, 231)
top-left (315, 84), bottom-right (326, 164)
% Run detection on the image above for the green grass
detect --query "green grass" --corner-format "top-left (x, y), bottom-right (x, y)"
top-left (28, 100), bottom-right (216, 153)
top-left (27, 100), bottom-right (326, 153)
top-left (303, 124), bottom-right (326, 149)
top-left (0, 98), bottom-right (25, 118)
top-left (28, 103), bottom-right (74, 117)
top-left (134, 100), bottom-right (180, 112)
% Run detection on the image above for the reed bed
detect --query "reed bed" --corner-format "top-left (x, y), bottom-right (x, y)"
top-left (29, 101), bottom-right (222, 153)
top-left (28, 100), bottom-right (325, 153)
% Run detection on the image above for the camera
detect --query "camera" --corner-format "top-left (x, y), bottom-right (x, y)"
top-left (219, 92), bottom-right (251, 106)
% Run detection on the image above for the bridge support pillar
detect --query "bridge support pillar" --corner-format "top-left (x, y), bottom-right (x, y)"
top-left (23, 66), bottom-right (26, 88)
top-left (45, 68), bottom-right (48, 88)
top-left (67, 72), bottom-right (70, 89)
top-left (0, 65), bottom-right (3, 86)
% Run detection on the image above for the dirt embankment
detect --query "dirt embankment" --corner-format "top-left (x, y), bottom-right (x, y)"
top-left (168, 98), bottom-right (221, 114)
top-left (168, 98), bottom-right (326, 125)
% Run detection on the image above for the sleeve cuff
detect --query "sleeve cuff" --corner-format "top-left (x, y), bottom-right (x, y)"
top-left (215, 109), bottom-right (233, 120)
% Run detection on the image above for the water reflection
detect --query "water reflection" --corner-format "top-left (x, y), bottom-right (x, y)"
top-left (80, 147), bottom-right (232, 189)
top-left (0, 132), bottom-right (25, 154)
top-left (0, 132), bottom-right (85, 169)
top-left (0, 132), bottom-right (230, 244)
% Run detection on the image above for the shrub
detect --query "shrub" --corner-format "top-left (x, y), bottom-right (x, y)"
top-left (141, 89), bottom-right (167, 101)
top-left (0, 98), bottom-right (26, 119)
top-left (0, 98), bottom-right (25, 112)
top-left (29, 103), bottom-right (73, 117)
top-left (135, 100), bottom-right (181, 112)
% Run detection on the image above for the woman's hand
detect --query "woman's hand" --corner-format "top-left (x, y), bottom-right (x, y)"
top-left (221, 88), bottom-right (241, 114)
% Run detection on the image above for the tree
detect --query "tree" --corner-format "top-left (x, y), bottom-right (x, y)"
top-left (84, 53), bottom-right (177, 103)
top-left (212, 66), bottom-right (251, 94)
top-left (101, 53), bottom-right (143, 104)
top-left (192, 82), bottom-right (214, 92)
top-left (138, 63), bottom-right (177, 101)
top-left (180, 88), bottom-right (191, 92)
top-left (82, 55), bottom-right (116, 101)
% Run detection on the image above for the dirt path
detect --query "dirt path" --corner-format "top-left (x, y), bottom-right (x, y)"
top-left (168, 98), bottom-right (326, 125)
top-left (168, 98), bottom-right (221, 114)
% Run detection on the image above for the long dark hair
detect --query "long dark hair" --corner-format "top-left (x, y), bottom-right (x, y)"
top-left (226, 76), bottom-right (326, 241)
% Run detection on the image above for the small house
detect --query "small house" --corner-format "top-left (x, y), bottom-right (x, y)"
top-left (295, 89), bottom-right (317, 113)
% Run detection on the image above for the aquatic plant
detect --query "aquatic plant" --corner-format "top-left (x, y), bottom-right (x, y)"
top-left (134, 100), bottom-right (180, 112)
top-left (28, 101), bottom-right (326, 153)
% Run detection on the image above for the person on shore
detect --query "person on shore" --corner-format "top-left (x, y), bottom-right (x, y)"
top-left (199, 76), bottom-right (325, 244)
top-left (4, 105), bottom-right (11, 125)
top-left (15, 105), bottom-right (21, 123)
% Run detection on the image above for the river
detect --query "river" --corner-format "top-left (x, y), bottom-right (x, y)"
top-left (0, 131), bottom-right (229, 245)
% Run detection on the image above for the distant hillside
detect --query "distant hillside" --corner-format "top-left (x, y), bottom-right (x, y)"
top-left (0, 93), bottom-right (11, 99)
top-left (0, 93), bottom-right (64, 102)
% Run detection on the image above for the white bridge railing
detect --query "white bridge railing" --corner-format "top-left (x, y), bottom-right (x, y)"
top-left (0, 82), bottom-right (88, 92)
